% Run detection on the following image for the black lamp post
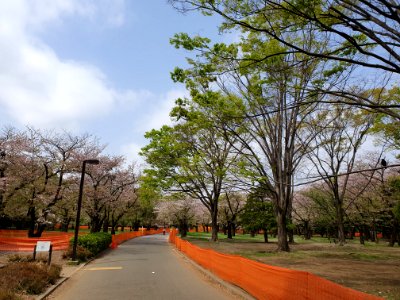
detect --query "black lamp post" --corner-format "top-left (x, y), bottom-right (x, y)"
top-left (72, 159), bottom-right (100, 262)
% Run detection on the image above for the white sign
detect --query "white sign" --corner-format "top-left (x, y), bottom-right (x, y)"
top-left (36, 241), bottom-right (51, 252)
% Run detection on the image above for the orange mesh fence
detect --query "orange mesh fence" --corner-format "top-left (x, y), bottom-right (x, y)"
top-left (353, 232), bottom-right (383, 239)
top-left (189, 226), bottom-right (212, 233)
top-left (169, 229), bottom-right (381, 300)
top-left (0, 230), bottom-right (74, 251)
top-left (111, 228), bottom-right (166, 248)
top-left (1, 228), bottom-right (168, 252)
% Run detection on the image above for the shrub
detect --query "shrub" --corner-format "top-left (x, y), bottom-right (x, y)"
top-left (0, 262), bottom-right (61, 295)
top-left (0, 288), bottom-right (19, 300)
top-left (7, 254), bottom-right (33, 263)
top-left (70, 232), bottom-right (112, 256)
top-left (63, 244), bottom-right (93, 262)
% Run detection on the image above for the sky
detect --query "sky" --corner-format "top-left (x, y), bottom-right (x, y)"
top-left (0, 0), bottom-right (223, 164)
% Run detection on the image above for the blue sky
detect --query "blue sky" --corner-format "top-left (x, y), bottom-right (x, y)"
top-left (0, 1), bottom-right (223, 164)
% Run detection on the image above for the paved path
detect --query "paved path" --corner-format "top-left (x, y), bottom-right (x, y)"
top-left (48, 234), bottom-right (233, 300)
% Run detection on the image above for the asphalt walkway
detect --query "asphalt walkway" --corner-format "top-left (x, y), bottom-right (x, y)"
top-left (47, 234), bottom-right (234, 300)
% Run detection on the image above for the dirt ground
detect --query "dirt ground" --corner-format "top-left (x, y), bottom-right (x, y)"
top-left (185, 237), bottom-right (400, 300)
top-left (0, 250), bottom-right (65, 266)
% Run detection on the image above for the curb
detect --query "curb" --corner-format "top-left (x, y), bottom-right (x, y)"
top-left (37, 259), bottom-right (91, 300)
top-left (171, 246), bottom-right (255, 300)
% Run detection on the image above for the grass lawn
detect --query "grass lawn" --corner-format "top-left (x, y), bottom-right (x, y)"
top-left (183, 232), bottom-right (400, 299)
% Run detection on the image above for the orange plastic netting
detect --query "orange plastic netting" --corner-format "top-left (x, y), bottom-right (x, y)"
top-left (110, 228), bottom-right (167, 248)
top-left (0, 230), bottom-right (74, 251)
top-left (1, 228), bottom-right (168, 252)
top-left (169, 230), bottom-right (381, 300)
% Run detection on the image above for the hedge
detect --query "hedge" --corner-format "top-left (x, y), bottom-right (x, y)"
top-left (70, 232), bottom-right (112, 256)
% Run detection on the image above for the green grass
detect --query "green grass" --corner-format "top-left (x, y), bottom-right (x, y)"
top-left (186, 232), bottom-right (389, 248)
top-left (186, 231), bottom-right (275, 242)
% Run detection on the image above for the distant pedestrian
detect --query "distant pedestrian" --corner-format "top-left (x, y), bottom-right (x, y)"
top-left (163, 228), bottom-right (166, 235)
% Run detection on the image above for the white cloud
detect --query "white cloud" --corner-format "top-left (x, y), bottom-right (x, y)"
top-left (1, 0), bottom-right (126, 31)
top-left (118, 89), bottom-right (188, 164)
top-left (135, 89), bottom-right (188, 133)
top-left (0, 0), bottom-right (128, 130)
top-left (120, 142), bottom-right (145, 165)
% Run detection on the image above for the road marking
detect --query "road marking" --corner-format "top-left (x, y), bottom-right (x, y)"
top-left (85, 267), bottom-right (123, 271)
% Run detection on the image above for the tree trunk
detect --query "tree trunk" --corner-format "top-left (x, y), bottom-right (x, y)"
top-left (27, 206), bottom-right (46, 238)
top-left (179, 220), bottom-right (188, 237)
top-left (277, 212), bottom-right (289, 251)
top-left (132, 221), bottom-right (140, 231)
top-left (102, 218), bottom-right (109, 233)
top-left (349, 226), bottom-right (356, 239)
top-left (389, 219), bottom-right (399, 247)
top-left (111, 226), bottom-right (116, 235)
top-left (288, 229), bottom-right (294, 243)
top-left (359, 226), bottom-right (365, 245)
top-left (263, 230), bottom-right (269, 243)
top-left (223, 225), bottom-right (227, 235)
top-left (90, 217), bottom-right (102, 233)
top-left (336, 203), bottom-right (346, 246)
top-left (227, 221), bottom-right (233, 239)
top-left (61, 217), bottom-right (71, 232)
top-left (210, 205), bottom-right (218, 242)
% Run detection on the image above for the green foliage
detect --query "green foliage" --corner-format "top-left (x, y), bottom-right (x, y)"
top-left (394, 202), bottom-right (400, 221)
top-left (370, 87), bottom-right (400, 150)
top-left (170, 33), bottom-right (210, 50)
top-left (70, 232), bottom-right (112, 256)
top-left (387, 176), bottom-right (400, 221)
top-left (240, 194), bottom-right (276, 233)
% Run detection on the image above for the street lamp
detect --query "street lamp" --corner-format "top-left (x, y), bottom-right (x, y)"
top-left (72, 159), bottom-right (100, 262)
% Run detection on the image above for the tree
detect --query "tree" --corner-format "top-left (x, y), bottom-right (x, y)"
top-left (170, 28), bottom-right (330, 251)
top-left (105, 164), bottom-right (139, 234)
top-left (157, 197), bottom-right (196, 237)
top-left (0, 126), bottom-right (101, 236)
top-left (300, 185), bottom-right (339, 239)
top-left (83, 155), bottom-right (124, 233)
top-left (0, 127), bottom-right (21, 227)
top-left (383, 175), bottom-right (400, 246)
top-left (371, 87), bottom-right (400, 151)
top-left (292, 192), bottom-right (317, 240)
top-left (240, 189), bottom-right (276, 243)
top-left (219, 191), bottom-right (245, 239)
top-left (306, 105), bottom-right (374, 245)
top-left (169, 0), bottom-right (400, 119)
top-left (141, 100), bottom-right (238, 241)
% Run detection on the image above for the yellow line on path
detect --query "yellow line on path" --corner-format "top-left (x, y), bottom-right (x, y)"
top-left (85, 267), bottom-right (123, 271)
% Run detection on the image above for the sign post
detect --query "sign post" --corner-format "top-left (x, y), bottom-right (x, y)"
top-left (33, 241), bottom-right (52, 265)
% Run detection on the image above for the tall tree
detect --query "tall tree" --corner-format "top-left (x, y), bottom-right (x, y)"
top-left (219, 191), bottom-right (245, 239)
top-left (306, 105), bottom-right (374, 245)
top-left (84, 155), bottom-right (123, 233)
top-left (141, 100), bottom-right (238, 241)
top-left (371, 87), bottom-right (400, 150)
top-left (106, 164), bottom-right (139, 234)
top-left (240, 189), bottom-right (276, 243)
top-left (170, 28), bottom-right (329, 250)
top-left (170, 0), bottom-right (400, 118)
